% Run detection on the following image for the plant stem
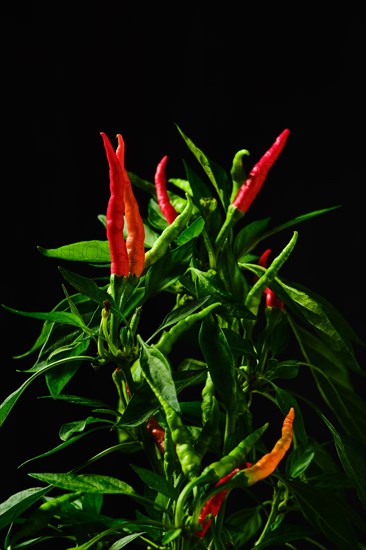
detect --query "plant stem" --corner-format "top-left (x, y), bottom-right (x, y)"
top-left (253, 484), bottom-right (282, 547)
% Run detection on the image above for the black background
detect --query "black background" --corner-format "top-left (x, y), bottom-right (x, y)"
top-left (1, 2), bottom-right (365, 508)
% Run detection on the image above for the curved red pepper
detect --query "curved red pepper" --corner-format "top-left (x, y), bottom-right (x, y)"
top-left (154, 155), bottom-right (178, 224)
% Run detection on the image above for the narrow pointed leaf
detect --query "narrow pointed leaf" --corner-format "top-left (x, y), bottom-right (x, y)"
top-left (199, 313), bottom-right (236, 412)
top-left (38, 240), bottom-right (111, 262)
top-left (2, 304), bottom-right (93, 334)
top-left (138, 337), bottom-right (180, 413)
top-left (0, 356), bottom-right (94, 428)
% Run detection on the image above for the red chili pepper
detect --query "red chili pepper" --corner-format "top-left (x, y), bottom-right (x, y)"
top-left (232, 129), bottom-right (290, 213)
top-left (146, 415), bottom-right (165, 455)
top-left (154, 155), bottom-right (178, 224)
top-left (100, 132), bottom-right (129, 277)
top-left (196, 467), bottom-right (240, 537)
top-left (115, 134), bottom-right (145, 277)
top-left (258, 249), bottom-right (285, 310)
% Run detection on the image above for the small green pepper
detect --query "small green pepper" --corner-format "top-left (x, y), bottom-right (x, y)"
top-left (199, 422), bottom-right (268, 484)
top-left (144, 194), bottom-right (193, 269)
top-left (155, 302), bottom-right (221, 355)
top-left (163, 399), bottom-right (202, 479)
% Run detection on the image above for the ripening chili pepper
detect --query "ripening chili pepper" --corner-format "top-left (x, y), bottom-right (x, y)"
top-left (258, 249), bottom-right (285, 310)
top-left (146, 415), bottom-right (165, 455)
top-left (195, 410), bottom-right (294, 538)
top-left (101, 132), bottom-right (129, 277)
top-left (232, 129), bottom-right (290, 213)
top-left (154, 155), bottom-right (178, 224)
top-left (116, 134), bottom-right (145, 277)
top-left (243, 407), bottom-right (295, 485)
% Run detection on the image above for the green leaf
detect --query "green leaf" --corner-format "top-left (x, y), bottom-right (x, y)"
top-left (240, 205), bottom-right (341, 256)
top-left (291, 324), bottom-right (366, 441)
top-left (58, 266), bottom-right (123, 318)
top-left (109, 533), bottom-right (146, 550)
top-left (28, 473), bottom-right (139, 495)
top-left (38, 240), bottom-right (111, 263)
top-left (130, 465), bottom-right (178, 499)
top-left (117, 369), bottom-right (206, 428)
top-left (234, 217), bottom-right (271, 260)
top-left (45, 337), bottom-right (91, 396)
top-left (287, 478), bottom-right (360, 549)
top-left (59, 416), bottom-right (112, 441)
top-left (138, 337), bottom-right (181, 413)
top-left (190, 267), bottom-right (255, 320)
top-left (321, 414), bottom-right (366, 510)
top-left (273, 386), bottom-right (308, 447)
top-left (256, 523), bottom-right (318, 547)
top-left (67, 529), bottom-right (145, 550)
top-left (0, 487), bottom-right (50, 531)
top-left (225, 506), bottom-right (263, 548)
top-left (147, 295), bottom-right (211, 342)
top-left (1, 304), bottom-right (94, 335)
top-left (276, 279), bottom-right (363, 375)
top-left (144, 241), bottom-right (193, 298)
top-left (0, 356), bottom-right (94, 428)
top-left (176, 216), bottom-right (205, 245)
top-left (10, 294), bottom-right (92, 359)
top-left (199, 313), bottom-right (236, 412)
top-left (286, 445), bottom-right (315, 478)
top-left (18, 429), bottom-right (105, 468)
top-left (268, 359), bottom-right (300, 380)
top-left (176, 124), bottom-right (230, 208)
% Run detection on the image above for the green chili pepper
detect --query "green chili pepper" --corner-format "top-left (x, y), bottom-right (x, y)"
top-left (196, 371), bottom-right (220, 458)
top-left (144, 194), bottom-right (193, 269)
top-left (198, 422), bottom-right (268, 484)
top-left (163, 417), bottom-right (177, 482)
top-left (162, 398), bottom-right (202, 479)
top-left (155, 302), bottom-right (221, 355)
top-left (230, 149), bottom-right (250, 203)
top-left (245, 231), bottom-right (298, 315)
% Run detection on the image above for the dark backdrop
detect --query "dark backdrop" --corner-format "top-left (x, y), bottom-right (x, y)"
top-left (1, 3), bottom-right (365, 503)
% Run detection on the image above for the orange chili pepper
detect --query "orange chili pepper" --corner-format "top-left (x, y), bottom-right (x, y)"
top-left (116, 134), bottom-right (145, 277)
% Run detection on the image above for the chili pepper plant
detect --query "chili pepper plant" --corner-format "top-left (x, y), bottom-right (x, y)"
top-left (1, 126), bottom-right (366, 550)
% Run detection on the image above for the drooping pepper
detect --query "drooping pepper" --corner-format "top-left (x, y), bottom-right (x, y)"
top-left (101, 132), bottom-right (129, 277)
top-left (196, 408), bottom-right (295, 537)
top-left (258, 249), bottom-right (285, 310)
top-left (154, 155), bottom-right (178, 224)
top-left (116, 134), bottom-right (145, 277)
